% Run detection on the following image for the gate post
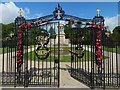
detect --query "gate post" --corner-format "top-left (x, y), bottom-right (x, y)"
top-left (15, 9), bottom-right (26, 85)
top-left (91, 8), bottom-right (104, 88)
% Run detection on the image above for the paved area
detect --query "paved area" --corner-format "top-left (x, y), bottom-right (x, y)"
top-left (60, 63), bottom-right (89, 88)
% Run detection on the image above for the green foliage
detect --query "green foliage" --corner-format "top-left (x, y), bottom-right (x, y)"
top-left (48, 27), bottom-right (56, 39)
top-left (70, 28), bottom-right (91, 44)
top-left (64, 24), bottom-right (72, 39)
top-left (2, 23), bottom-right (14, 40)
top-left (27, 28), bottom-right (47, 45)
top-left (1, 23), bottom-right (48, 46)
top-left (112, 26), bottom-right (120, 41)
top-left (64, 24), bottom-right (91, 44)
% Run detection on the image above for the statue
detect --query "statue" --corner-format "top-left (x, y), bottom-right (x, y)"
top-left (56, 24), bottom-right (66, 45)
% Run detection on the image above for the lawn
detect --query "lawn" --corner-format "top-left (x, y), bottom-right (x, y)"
top-left (84, 45), bottom-right (120, 54)
top-left (0, 45), bottom-right (109, 62)
top-left (0, 47), bottom-right (15, 54)
top-left (104, 47), bottom-right (120, 54)
top-left (49, 46), bottom-right (71, 55)
top-left (24, 48), bottom-right (107, 62)
top-left (1, 44), bottom-right (120, 55)
top-left (0, 45), bottom-right (34, 54)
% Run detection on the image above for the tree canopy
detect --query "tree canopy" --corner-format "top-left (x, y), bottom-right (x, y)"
top-left (1, 23), bottom-right (14, 40)
top-left (112, 26), bottom-right (120, 41)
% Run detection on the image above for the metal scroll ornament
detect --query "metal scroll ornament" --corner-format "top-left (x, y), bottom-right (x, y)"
top-left (75, 45), bottom-right (84, 58)
top-left (35, 30), bottom-right (50, 60)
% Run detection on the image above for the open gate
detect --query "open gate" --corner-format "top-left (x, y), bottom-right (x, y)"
top-left (70, 16), bottom-right (120, 89)
top-left (1, 4), bottom-right (120, 88)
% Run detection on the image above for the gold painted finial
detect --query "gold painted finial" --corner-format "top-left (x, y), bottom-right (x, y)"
top-left (96, 8), bottom-right (101, 16)
top-left (18, 8), bottom-right (22, 16)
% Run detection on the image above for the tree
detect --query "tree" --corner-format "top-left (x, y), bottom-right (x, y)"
top-left (112, 26), bottom-right (120, 41)
top-left (2, 23), bottom-right (14, 40)
top-left (48, 27), bottom-right (56, 39)
top-left (28, 27), bottom-right (47, 45)
top-left (64, 24), bottom-right (91, 45)
top-left (64, 24), bottom-right (72, 39)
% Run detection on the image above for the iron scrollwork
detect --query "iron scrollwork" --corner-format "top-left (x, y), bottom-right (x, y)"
top-left (35, 30), bottom-right (50, 60)
top-left (75, 45), bottom-right (84, 58)
top-left (70, 45), bottom-right (84, 59)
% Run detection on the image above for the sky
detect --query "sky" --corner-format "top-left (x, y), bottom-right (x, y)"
top-left (14, 2), bottom-right (118, 18)
top-left (0, 2), bottom-right (119, 31)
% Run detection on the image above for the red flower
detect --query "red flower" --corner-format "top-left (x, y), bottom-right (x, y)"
top-left (18, 45), bottom-right (21, 49)
top-left (18, 30), bottom-right (23, 34)
top-left (97, 58), bottom-right (102, 61)
top-left (98, 45), bottom-right (102, 49)
top-left (97, 25), bottom-right (101, 29)
top-left (100, 24), bottom-right (104, 29)
top-left (96, 39), bottom-right (100, 42)
top-left (17, 59), bottom-right (22, 63)
top-left (17, 50), bottom-right (22, 56)
top-left (27, 23), bottom-right (32, 28)
top-left (17, 50), bottom-right (21, 53)
top-left (92, 24), bottom-right (97, 28)
top-left (17, 40), bottom-right (22, 45)
top-left (96, 49), bottom-right (101, 55)
top-left (96, 42), bottom-right (100, 46)
top-left (71, 20), bottom-right (75, 24)
top-left (20, 23), bottom-right (26, 29)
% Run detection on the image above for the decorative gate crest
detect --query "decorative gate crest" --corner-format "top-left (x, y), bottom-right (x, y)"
top-left (35, 30), bottom-right (50, 60)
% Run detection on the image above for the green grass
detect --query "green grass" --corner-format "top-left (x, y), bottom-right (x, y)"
top-left (0, 45), bottom-right (110, 62)
top-left (0, 48), bottom-right (3, 54)
top-left (24, 50), bottom-right (104, 62)
top-left (0, 45), bottom-right (34, 54)
top-left (104, 47), bottom-right (120, 54)
top-left (49, 47), bottom-right (71, 55)
top-left (0, 47), bottom-right (15, 54)
top-left (24, 45), bottom-right (108, 62)
top-left (84, 45), bottom-right (120, 54)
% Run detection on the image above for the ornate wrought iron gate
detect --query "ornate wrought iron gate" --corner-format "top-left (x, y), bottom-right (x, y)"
top-left (70, 16), bottom-right (120, 89)
top-left (2, 20), bottom-right (63, 87)
top-left (1, 4), bottom-right (120, 88)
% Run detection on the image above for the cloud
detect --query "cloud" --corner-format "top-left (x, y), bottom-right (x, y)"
top-left (0, 2), bottom-right (31, 24)
top-left (105, 15), bottom-right (118, 31)
top-left (0, 1), bottom-right (44, 24)
top-left (0, 2), bottom-right (19, 24)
